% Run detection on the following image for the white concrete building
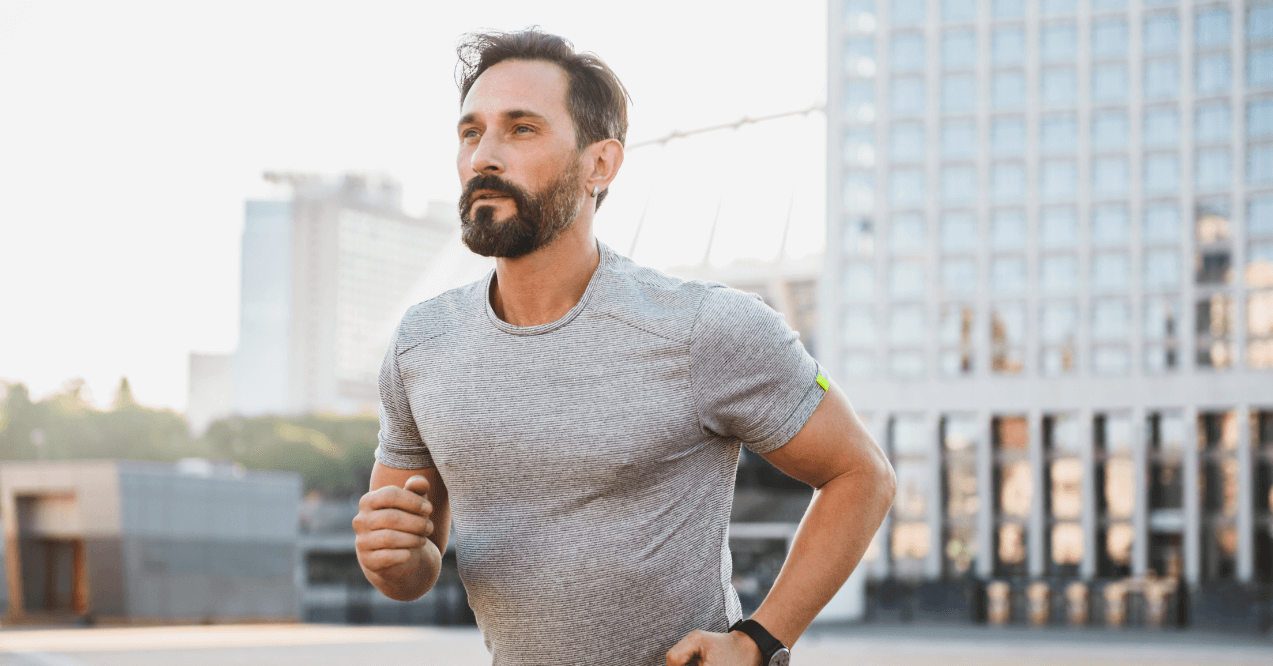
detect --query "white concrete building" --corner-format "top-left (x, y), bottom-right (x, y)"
top-left (823, 0), bottom-right (1273, 628)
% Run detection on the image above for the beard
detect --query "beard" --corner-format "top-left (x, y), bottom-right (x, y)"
top-left (458, 162), bottom-right (584, 259)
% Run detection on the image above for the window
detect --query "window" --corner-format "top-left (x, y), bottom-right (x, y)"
top-left (843, 307), bottom-right (876, 345)
top-left (892, 34), bottom-right (926, 72)
top-left (892, 78), bottom-right (926, 116)
top-left (1092, 20), bottom-right (1128, 58)
top-left (891, 261), bottom-right (927, 298)
top-left (1145, 60), bottom-right (1180, 98)
top-left (943, 0), bottom-right (976, 21)
top-left (892, 169), bottom-right (926, 207)
top-left (942, 121), bottom-right (977, 159)
top-left (1145, 107), bottom-right (1179, 146)
top-left (942, 212), bottom-right (978, 251)
top-left (992, 118), bottom-right (1026, 156)
top-left (891, 351), bottom-right (926, 378)
top-left (1250, 99), bottom-right (1273, 139)
top-left (890, 416), bottom-right (930, 576)
top-left (1042, 24), bottom-right (1077, 62)
top-left (891, 214), bottom-right (927, 253)
top-left (992, 416), bottom-right (1030, 573)
top-left (1042, 161), bottom-right (1077, 199)
top-left (991, 306), bottom-right (1026, 374)
top-left (993, 72), bottom-right (1027, 110)
top-left (1092, 0), bottom-right (1126, 10)
top-left (1041, 301), bottom-right (1077, 344)
top-left (993, 163), bottom-right (1026, 202)
top-left (1042, 254), bottom-right (1078, 292)
top-left (992, 256), bottom-right (1026, 294)
top-left (844, 81), bottom-right (876, 121)
top-left (1253, 195), bottom-right (1273, 238)
top-left (1196, 7), bottom-right (1230, 47)
top-left (893, 0), bottom-right (926, 26)
top-left (1144, 14), bottom-right (1179, 53)
top-left (942, 415), bottom-right (980, 573)
top-left (1041, 208), bottom-right (1078, 248)
top-left (890, 305), bottom-right (926, 344)
top-left (1196, 103), bottom-right (1231, 143)
top-left (1253, 4), bottom-right (1273, 42)
top-left (1092, 64), bottom-right (1129, 103)
top-left (1046, 414), bottom-right (1084, 574)
top-left (992, 210), bottom-right (1026, 249)
top-left (1196, 149), bottom-right (1232, 190)
top-left (1042, 0), bottom-right (1076, 16)
top-left (1145, 154), bottom-right (1180, 193)
top-left (844, 127), bottom-right (876, 166)
top-left (844, 172), bottom-right (875, 211)
top-left (1092, 112), bottom-right (1129, 151)
top-left (941, 258), bottom-right (978, 295)
top-left (1093, 158), bottom-right (1131, 198)
top-left (844, 217), bottom-right (875, 258)
top-left (1097, 413), bottom-right (1135, 575)
top-left (940, 303), bottom-right (974, 346)
top-left (843, 263), bottom-right (876, 298)
top-left (1196, 54), bottom-right (1231, 96)
top-left (891, 124), bottom-right (925, 162)
top-left (1042, 68), bottom-right (1077, 106)
top-left (1144, 249), bottom-right (1182, 288)
top-left (1093, 253), bottom-right (1130, 292)
top-left (942, 167), bottom-right (976, 204)
top-left (943, 31), bottom-right (976, 69)
top-left (1093, 205), bottom-right (1130, 247)
top-left (993, 27), bottom-right (1025, 65)
top-left (1041, 117), bottom-right (1077, 154)
top-left (1093, 346), bottom-right (1130, 376)
top-left (844, 37), bottom-right (877, 76)
top-left (943, 75), bottom-right (977, 113)
top-left (993, 0), bottom-right (1023, 19)
top-left (1250, 50), bottom-right (1273, 88)
top-left (1143, 295), bottom-right (1180, 340)
top-left (1145, 203), bottom-right (1181, 244)
top-left (845, 0), bottom-right (877, 27)
top-left (1251, 145), bottom-right (1273, 184)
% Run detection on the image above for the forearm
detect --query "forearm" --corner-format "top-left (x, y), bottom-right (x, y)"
top-left (750, 464), bottom-right (895, 647)
top-left (361, 537), bottom-right (443, 602)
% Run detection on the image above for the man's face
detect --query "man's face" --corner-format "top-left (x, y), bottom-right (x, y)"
top-left (456, 59), bottom-right (585, 258)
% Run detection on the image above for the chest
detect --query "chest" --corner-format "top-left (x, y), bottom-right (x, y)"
top-left (399, 322), bottom-right (702, 494)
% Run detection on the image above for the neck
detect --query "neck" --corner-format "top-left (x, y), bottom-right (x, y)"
top-left (489, 216), bottom-right (600, 327)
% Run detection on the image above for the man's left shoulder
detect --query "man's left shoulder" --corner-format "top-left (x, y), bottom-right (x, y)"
top-left (590, 252), bottom-right (723, 344)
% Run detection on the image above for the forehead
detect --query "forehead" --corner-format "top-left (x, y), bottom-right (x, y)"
top-left (461, 59), bottom-right (571, 121)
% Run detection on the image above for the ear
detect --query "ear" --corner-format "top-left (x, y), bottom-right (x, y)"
top-left (583, 138), bottom-right (625, 198)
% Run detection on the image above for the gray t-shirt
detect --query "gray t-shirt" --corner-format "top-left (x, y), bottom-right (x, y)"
top-left (375, 242), bottom-right (824, 665)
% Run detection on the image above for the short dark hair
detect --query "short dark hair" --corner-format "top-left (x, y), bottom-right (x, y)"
top-left (456, 29), bottom-right (630, 209)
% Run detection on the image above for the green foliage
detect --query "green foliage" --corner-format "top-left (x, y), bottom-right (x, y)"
top-left (0, 378), bottom-right (379, 498)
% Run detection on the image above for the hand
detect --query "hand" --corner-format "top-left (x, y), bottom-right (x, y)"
top-left (666, 629), bottom-right (762, 666)
top-left (353, 475), bottom-right (437, 583)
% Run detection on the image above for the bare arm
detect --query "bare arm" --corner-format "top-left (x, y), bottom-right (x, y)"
top-left (352, 462), bottom-right (452, 601)
top-left (667, 379), bottom-right (895, 665)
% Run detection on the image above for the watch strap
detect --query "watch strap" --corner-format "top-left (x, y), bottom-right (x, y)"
top-left (728, 618), bottom-right (786, 663)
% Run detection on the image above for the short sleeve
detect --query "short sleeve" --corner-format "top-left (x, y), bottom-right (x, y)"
top-left (374, 335), bottom-right (435, 470)
top-left (690, 286), bottom-right (826, 454)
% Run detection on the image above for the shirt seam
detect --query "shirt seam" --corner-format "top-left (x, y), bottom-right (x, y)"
top-left (687, 285), bottom-right (724, 438)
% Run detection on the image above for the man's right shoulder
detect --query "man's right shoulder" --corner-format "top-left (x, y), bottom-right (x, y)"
top-left (389, 276), bottom-right (489, 355)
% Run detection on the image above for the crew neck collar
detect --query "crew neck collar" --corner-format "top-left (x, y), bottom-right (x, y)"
top-left (483, 241), bottom-right (610, 336)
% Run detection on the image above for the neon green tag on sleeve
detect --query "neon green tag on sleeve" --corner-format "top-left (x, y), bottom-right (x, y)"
top-left (816, 374), bottom-right (829, 391)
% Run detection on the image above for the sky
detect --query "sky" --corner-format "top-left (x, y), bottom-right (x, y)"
top-left (0, 0), bottom-right (828, 411)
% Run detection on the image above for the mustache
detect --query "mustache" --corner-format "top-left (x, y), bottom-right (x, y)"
top-left (460, 174), bottom-right (528, 213)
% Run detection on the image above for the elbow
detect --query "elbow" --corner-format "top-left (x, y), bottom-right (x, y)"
top-left (876, 455), bottom-right (898, 511)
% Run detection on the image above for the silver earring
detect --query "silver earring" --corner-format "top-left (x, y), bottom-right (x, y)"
top-left (591, 185), bottom-right (599, 198)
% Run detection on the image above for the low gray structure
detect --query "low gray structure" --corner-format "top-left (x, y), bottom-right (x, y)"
top-left (1, 459), bottom-right (302, 624)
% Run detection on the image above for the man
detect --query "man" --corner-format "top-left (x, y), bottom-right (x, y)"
top-left (353, 29), bottom-right (895, 666)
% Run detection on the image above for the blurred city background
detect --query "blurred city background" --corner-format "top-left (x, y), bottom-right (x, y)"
top-left (1, 0), bottom-right (1272, 662)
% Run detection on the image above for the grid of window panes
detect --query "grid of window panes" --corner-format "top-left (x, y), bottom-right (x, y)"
top-left (833, 0), bottom-right (1273, 378)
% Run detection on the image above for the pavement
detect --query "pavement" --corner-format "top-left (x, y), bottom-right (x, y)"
top-left (0, 622), bottom-right (1269, 665)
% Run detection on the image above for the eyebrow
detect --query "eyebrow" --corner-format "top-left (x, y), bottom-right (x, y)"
top-left (457, 109), bottom-right (550, 129)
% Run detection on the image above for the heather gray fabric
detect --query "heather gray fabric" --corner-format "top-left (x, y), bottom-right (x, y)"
top-left (375, 242), bottom-right (824, 666)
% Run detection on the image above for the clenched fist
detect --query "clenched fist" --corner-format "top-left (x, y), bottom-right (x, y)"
top-left (666, 629), bottom-right (763, 666)
top-left (352, 474), bottom-right (440, 601)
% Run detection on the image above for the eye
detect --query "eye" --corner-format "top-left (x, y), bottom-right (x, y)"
top-left (460, 128), bottom-right (480, 140)
top-left (513, 125), bottom-right (534, 134)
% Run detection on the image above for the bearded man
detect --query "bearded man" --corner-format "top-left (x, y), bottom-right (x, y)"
top-left (352, 29), bottom-right (896, 666)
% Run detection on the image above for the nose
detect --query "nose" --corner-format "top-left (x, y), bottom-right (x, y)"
top-left (469, 132), bottom-right (505, 176)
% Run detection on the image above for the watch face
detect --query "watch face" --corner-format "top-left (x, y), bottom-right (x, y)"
top-left (768, 648), bottom-right (791, 666)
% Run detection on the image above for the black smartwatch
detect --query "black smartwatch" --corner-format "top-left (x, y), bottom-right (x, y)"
top-left (728, 618), bottom-right (790, 666)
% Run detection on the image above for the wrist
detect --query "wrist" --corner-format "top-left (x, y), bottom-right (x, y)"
top-left (728, 629), bottom-right (764, 666)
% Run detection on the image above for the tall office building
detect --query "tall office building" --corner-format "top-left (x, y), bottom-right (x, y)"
top-left (233, 174), bottom-right (455, 416)
top-left (823, 0), bottom-right (1273, 627)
